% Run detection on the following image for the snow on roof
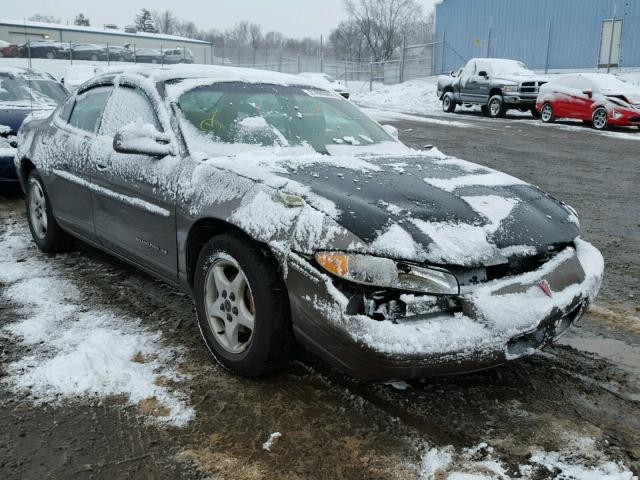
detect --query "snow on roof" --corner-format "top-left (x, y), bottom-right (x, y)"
top-left (98, 64), bottom-right (328, 90)
top-left (0, 18), bottom-right (209, 44)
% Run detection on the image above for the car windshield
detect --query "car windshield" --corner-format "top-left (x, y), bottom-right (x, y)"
top-left (175, 81), bottom-right (392, 153)
top-left (491, 60), bottom-right (534, 76)
top-left (591, 75), bottom-right (631, 92)
top-left (0, 73), bottom-right (68, 106)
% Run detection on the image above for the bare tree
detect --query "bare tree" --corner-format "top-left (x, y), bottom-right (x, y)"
top-left (225, 21), bottom-right (250, 47)
top-left (153, 10), bottom-right (177, 35)
top-left (344, 0), bottom-right (424, 61)
top-left (264, 31), bottom-right (284, 50)
top-left (248, 23), bottom-right (263, 49)
top-left (174, 20), bottom-right (198, 38)
top-left (28, 14), bottom-right (61, 24)
top-left (330, 20), bottom-right (368, 61)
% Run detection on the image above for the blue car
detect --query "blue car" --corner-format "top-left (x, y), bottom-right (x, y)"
top-left (1, 67), bottom-right (68, 183)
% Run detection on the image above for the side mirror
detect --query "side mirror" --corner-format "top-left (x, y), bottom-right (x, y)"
top-left (382, 124), bottom-right (399, 140)
top-left (478, 71), bottom-right (489, 78)
top-left (113, 122), bottom-right (174, 157)
top-left (582, 89), bottom-right (593, 98)
top-left (450, 70), bottom-right (456, 77)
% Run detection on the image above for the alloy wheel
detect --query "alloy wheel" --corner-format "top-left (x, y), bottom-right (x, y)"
top-left (592, 108), bottom-right (608, 130)
top-left (203, 256), bottom-right (256, 354)
top-left (541, 104), bottom-right (553, 122)
top-left (28, 180), bottom-right (48, 240)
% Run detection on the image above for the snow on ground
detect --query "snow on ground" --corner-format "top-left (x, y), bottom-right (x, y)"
top-left (0, 224), bottom-right (195, 426)
top-left (420, 436), bottom-right (637, 480)
top-left (354, 69), bottom-right (640, 117)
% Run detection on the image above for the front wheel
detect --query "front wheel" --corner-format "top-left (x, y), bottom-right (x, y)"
top-left (540, 103), bottom-right (556, 123)
top-left (26, 171), bottom-right (74, 253)
top-left (45, 51), bottom-right (54, 59)
top-left (194, 233), bottom-right (294, 376)
top-left (90, 54), bottom-right (98, 61)
top-left (488, 95), bottom-right (506, 118)
top-left (442, 92), bottom-right (456, 113)
top-left (592, 107), bottom-right (609, 130)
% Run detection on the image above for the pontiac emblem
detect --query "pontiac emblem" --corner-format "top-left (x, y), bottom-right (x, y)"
top-left (538, 279), bottom-right (553, 298)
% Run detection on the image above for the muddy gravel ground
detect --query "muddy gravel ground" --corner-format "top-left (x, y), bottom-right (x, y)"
top-left (1, 113), bottom-right (639, 479)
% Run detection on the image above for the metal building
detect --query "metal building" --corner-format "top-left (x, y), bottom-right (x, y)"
top-left (433, 0), bottom-right (640, 73)
top-left (0, 19), bottom-right (212, 63)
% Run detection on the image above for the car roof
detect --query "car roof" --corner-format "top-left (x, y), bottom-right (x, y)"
top-left (0, 66), bottom-right (52, 78)
top-left (86, 64), bottom-right (328, 90)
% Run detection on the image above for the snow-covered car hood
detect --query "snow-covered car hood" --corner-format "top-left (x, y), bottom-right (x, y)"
top-left (494, 74), bottom-right (548, 85)
top-left (208, 148), bottom-right (579, 267)
top-left (602, 90), bottom-right (640, 106)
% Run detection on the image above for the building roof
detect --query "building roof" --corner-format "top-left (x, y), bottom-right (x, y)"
top-left (0, 18), bottom-right (209, 45)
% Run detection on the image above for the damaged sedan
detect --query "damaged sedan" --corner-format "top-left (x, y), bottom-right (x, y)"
top-left (14, 66), bottom-right (604, 380)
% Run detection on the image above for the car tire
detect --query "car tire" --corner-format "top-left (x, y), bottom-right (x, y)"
top-left (26, 171), bottom-right (74, 253)
top-left (530, 107), bottom-right (541, 119)
top-left (46, 52), bottom-right (54, 59)
top-left (592, 107), bottom-right (609, 130)
top-left (151, 58), bottom-right (157, 64)
top-left (442, 92), bottom-right (456, 113)
top-left (540, 103), bottom-right (556, 123)
top-left (488, 95), bottom-right (506, 118)
top-left (90, 54), bottom-right (98, 61)
top-left (194, 233), bottom-right (294, 377)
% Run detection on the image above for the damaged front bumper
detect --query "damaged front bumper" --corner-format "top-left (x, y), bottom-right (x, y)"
top-left (284, 239), bottom-right (604, 381)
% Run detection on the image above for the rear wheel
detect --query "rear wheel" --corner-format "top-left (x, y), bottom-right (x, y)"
top-left (194, 233), bottom-right (294, 376)
top-left (442, 92), bottom-right (456, 113)
top-left (45, 51), bottom-right (54, 59)
top-left (488, 95), bottom-right (506, 118)
top-left (26, 171), bottom-right (74, 253)
top-left (90, 54), bottom-right (98, 61)
top-left (540, 103), bottom-right (556, 123)
top-left (592, 107), bottom-right (609, 130)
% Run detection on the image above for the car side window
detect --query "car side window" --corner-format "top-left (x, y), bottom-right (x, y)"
top-left (99, 85), bottom-right (161, 137)
top-left (58, 95), bottom-right (75, 122)
top-left (68, 86), bottom-right (113, 133)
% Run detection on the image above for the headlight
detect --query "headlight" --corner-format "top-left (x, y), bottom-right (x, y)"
top-left (502, 85), bottom-right (519, 93)
top-left (315, 252), bottom-right (459, 295)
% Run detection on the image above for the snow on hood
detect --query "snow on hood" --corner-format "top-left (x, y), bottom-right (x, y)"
top-left (494, 73), bottom-right (548, 84)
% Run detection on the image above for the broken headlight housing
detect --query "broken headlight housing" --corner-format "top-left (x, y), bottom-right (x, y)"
top-left (315, 252), bottom-right (459, 295)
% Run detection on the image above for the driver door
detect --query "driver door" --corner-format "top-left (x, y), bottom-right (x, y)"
top-left (91, 83), bottom-right (179, 281)
top-left (458, 61), bottom-right (477, 103)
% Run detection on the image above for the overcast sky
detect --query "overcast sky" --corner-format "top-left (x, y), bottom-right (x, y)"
top-left (6, 0), bottom-right (438, 39)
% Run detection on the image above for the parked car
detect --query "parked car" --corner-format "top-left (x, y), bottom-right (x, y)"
top-left (106, 45), bottom-right (133, 62)
top-left (58, 43), bottom-right (109, 61)
top-left (438, 58), bottom-right (548, 118)
top-left (0, 67), bottom-right (68, 183)
top-left (0, 39), bottom-right (19, 57)
top-left (298, 72), bottom-right (350, 98)
top-left (163, 48), bottom-right (194, 64)
top-left (133, 48), bottom-right (163, 63)
top-left (17, 40), bottom-right (65, 59)
top-left (536, 73), bottom-right (640, 130)
top-left (14, 65), bottom-right (603, 380)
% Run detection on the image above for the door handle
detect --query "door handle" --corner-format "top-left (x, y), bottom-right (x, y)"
top-left (97, 164), bottom-right (108, 171)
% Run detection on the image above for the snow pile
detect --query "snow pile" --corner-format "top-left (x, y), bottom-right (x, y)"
top-left (354, 77), bottom-right (440, 116)
top-left (262, 432), bottom-right (282, 452)
top-left (0, 225), bottom-right (194, 427)
top-left (420, 438), bottom-right (637, 480)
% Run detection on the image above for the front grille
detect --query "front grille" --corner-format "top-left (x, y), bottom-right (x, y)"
top-left (629, 116), bottom-right (640, 123)
top-left (520, 81), bottom-right (546, 94)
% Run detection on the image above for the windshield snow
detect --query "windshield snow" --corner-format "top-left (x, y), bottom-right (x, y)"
top-left (174, 81), bottom-right (391, 153)
top-left (491, 60), bottom-right (534, 77)
top-left (0, 73), bottom-right (67, 107)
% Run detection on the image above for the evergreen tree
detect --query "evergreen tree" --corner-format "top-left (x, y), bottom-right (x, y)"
top-left (74, 13), bottom-right (90, 27)
top-left (135, 9), bottom-right (156, 33)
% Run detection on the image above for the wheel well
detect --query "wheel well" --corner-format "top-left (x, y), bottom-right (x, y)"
top-left (20, 158), bottom-right (36, 181)
top-left (441, 87), bottom-right (453, 98)
top-left (489, 89), bottom-right (503, 99)
top-left (185, 218), bottom-right (257, 288)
